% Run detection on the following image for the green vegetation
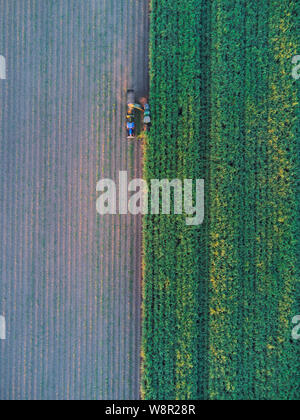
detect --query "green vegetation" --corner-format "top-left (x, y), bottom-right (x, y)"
top-left (142, 0), bottom-right (209, 400)
top-left (142, 0), bottom-right (299, 400)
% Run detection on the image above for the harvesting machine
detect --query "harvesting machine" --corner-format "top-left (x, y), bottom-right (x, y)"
top-left (126, 89), bottom-right (151, 138)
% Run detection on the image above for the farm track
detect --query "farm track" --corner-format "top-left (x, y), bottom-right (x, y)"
top-left (0, 0), bottom-right (149, 400)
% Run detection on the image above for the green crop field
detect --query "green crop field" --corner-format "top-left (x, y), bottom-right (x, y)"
top-left (142, 0), bottom-right (299, 400)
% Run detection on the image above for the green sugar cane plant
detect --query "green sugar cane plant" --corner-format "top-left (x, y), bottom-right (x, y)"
top-left (143, 0), bottom-right (300, 401)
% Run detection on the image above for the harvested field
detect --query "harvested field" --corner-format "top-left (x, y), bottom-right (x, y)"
top-left (0, 0), bottom-right (149, 400)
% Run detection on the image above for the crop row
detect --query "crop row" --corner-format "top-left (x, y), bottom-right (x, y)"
top-left (142, 0), bottom-right (210, 400)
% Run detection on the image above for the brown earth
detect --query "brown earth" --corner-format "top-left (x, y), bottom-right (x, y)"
top-left (0, 0), bottom-right (149, 400)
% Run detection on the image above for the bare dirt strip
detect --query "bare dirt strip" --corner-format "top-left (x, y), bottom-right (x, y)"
top-left (0, 0), bottom-right (149, 400)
